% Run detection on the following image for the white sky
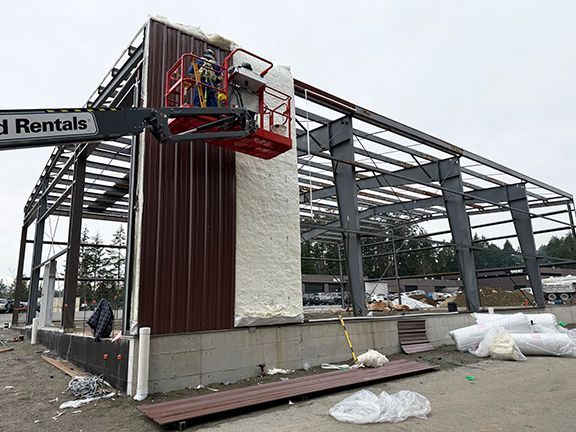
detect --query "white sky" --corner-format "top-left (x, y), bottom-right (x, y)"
top-left (1, 0), bottom-right (575, 282)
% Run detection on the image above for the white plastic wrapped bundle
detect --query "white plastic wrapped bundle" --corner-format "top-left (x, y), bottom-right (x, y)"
top-left (510, 333), bottom-right (576, 357)
top-left (473, 313), bottom-right (558, 329)
top-left (329, 390), bottom-right (431, 424)
top-left (356, 349), bottom-right (389, 368)
top-left (449, 313), bottom-right (532, 351)
top-left (470, 327), bottom-right (526, 361)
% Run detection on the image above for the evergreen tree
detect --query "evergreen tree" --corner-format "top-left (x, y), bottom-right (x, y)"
top-left (501, 240), bottom-right (523, 267)
top-left (0, 279), bottom-right (11, 298)
top-left (9, 278), bottom-right (29, 303)
top-left (539, 233), bottom-right (576, 262)
top-left (78, 227), bottom-right (92, 307)
top-left (106, 225), bottom-right (126, 307)
top-left (434, 245), bottom-right (459, 273)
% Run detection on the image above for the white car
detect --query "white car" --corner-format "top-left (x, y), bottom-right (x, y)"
top-left (370, 294), bottom-right (388, 303)
top-left (0, 298), bottom-right (8, 313)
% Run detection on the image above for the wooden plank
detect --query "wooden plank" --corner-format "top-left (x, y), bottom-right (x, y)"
top-left (41, 355), bottom-right (89, 377)
top-left (139, 360), bottom-right (436, 425)
top-left (0, 347), bottom-right (14, 353)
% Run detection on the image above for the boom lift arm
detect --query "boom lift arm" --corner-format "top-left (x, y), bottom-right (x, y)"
top-left (0, 107), bottom-right (256, 151)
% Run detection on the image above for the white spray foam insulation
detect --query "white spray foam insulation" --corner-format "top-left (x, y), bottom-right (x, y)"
top-left (234, 57), bottom-right (303, 326)
top-left (149, 16), bottom-right (237, 50)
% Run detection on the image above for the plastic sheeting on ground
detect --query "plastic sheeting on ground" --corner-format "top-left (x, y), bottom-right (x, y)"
top-left (470, 327), bottom-right (526, 361)
top-left (391, 296), bottom-right (434, 310)
top-left (329, 390), bottom-right (431, 424)
top-left (449, 313), bottom-right (533, 351)
top-left (510, 333), bottom-right (576, 357)
top-left (473, 313), bottom-right (557, 329)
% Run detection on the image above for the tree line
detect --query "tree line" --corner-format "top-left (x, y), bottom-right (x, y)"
top-left (302, 228), bottom-right (576, 278)
top-left (1, 225), bottom-right (126, 308)
top-left (77, 225), bottom-right (126, 308)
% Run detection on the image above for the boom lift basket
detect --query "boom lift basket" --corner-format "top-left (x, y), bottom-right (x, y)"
top-left (164, 49), bottom-right (292, 159)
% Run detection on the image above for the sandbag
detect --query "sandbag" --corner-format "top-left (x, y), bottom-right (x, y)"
top-left (510, 333), bottom-right (576, 357)
top-left (473, 313), bottom-right (558, 329)
top-left (470, 327), bottom-right (526, 361)
top-left (450, 313), bottom-right (532, 351)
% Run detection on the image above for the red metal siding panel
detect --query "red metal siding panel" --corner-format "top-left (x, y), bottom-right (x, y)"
top-left (138, 19), bottom-right (235, 334)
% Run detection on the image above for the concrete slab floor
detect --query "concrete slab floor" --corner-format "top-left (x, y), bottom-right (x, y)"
top-left (198, 356), bottom-right (576, 432)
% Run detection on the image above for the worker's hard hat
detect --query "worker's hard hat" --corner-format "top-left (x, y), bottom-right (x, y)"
top-left (203, 49), bottom-right (216, 60)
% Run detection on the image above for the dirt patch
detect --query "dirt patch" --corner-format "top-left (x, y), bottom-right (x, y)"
top-left (410, 294), bottom-right (438, 306)
top-left (439, 287), bottom-right (534, 307)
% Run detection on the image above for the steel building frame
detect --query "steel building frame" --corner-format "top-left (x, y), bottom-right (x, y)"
top-left (11, 25), bottom-right (145, 328)
top-left (12, 23), bottom-right (576, 328)
top-left (294, 80), bottom-right (576, 314)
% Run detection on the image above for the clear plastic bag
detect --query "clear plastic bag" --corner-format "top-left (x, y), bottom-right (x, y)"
top-left (470, 327), bottom-right (526, 361)
top-left (329, 390), bottom-right (431, 424)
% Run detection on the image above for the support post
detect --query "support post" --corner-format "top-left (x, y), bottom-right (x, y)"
top-left (439, 158), bottom-right (480, 311)
top-left (27, 183), bottom-right (47, 324)
top-left (62, 150), bottom-right (87, 330)
top-left (567, 202), bottom-right (576, 254)
top-left (329, 116), bottom-right (367, 316)
top-left (392, 228), bottom-right (402, 305)
top-left (508, 184), bottom-right (544, 306)
top-left (12, 224), bottom-right (28, 326)
top-left (38, 260), bottom-right (57, 328)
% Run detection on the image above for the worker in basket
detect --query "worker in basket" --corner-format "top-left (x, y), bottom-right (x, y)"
top-left (189, 49), bottom-right (223, 108)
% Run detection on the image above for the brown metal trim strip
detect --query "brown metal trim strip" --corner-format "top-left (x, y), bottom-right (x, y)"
top-left (139, 360), bottom-right (436, 425)
top-left (398, 320), bottom-right (436, 354)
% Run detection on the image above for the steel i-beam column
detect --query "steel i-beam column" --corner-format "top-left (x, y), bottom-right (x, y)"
top-left (27, 183), bottom-right (47, 324)
top-left (508, 184), bottom-right (544, 306)
top-left (62, 150), bottom-right (87, 330)
top-left (12, 224), bottom-right (28, 325)
top-left (329, 116), bottom-right (367, 316)
top-left (439, 158), bottom-right (480, 311)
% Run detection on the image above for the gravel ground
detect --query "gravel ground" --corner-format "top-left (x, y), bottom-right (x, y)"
top-left (2, 327), bottom-right (575, 431)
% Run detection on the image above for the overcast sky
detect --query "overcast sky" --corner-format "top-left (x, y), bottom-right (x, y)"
top-left (1, 0), bottom-right (575, 282)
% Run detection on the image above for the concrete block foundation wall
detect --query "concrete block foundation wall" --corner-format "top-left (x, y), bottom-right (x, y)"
top-left (124, 306), bottom-right (576, 394)
top-left (19, 328), bottom-right (130, 389)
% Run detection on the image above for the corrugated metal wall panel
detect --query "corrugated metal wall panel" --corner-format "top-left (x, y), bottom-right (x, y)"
top-left (138, 19), bottom-right (236, 334)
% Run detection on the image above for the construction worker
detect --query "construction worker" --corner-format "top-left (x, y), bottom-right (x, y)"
top-left (189, 49), bottom-right (222, 108)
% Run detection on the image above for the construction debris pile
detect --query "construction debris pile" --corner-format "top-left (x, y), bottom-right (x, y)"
top-left (369, 296), bottom-right (434, 312)
top-left (440, 287), bottom-right (534, 308)
top-left (368, 287), bottom-right (535, 314)
top-left (450, 312), bottom-right (576, 359)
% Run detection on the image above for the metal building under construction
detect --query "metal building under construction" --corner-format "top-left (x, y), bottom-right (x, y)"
top-left (9, 17), bottom-right (576, 393)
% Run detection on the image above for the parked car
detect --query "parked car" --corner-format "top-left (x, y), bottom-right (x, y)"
top-left (326, 292), bottom-right (342, 305)
top-left (406, 290), bottom-right (426, 297)
top-left (0, 298), bottom-right (8, 313)
top-left (4, 300), bottom-right (14, 314)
